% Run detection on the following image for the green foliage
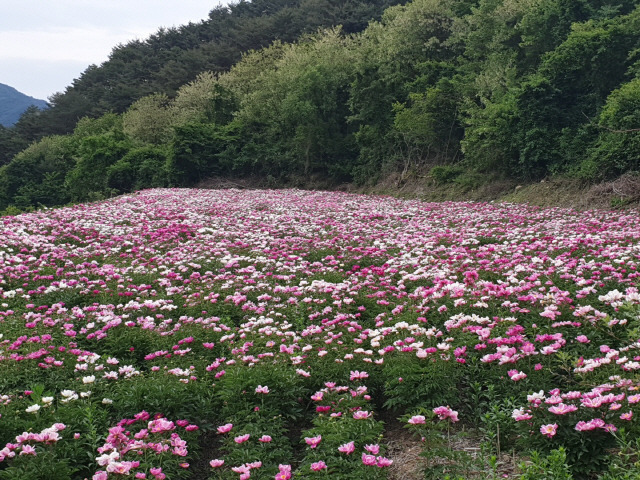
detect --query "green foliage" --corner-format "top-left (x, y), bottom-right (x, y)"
top-left (105, 145), bottom-right (170, 192)
top-left (169, 121), bottom-right (238, 184)
top-left (350, 0), bottom-right (460, 181)
top-left (65, 125), bottom-right (132, 201)
top-left (0, 124), bottom-right (29, 166)
top-left (122, 93), bottom-right (174, 145)
top-left (382, 354), bottom-right (463, 411)
top-left (600, 430), bottom-right (640, 480)
top-left (129, 145), bottom-right (170, 189)
top-left (393, 77), bottom-right (463, 172)
top-left (581, 77), bottom-right (640, 179)
top-left (0, 451), bottom-right (76, 480)
top-left (0, 135), bottom-right (75, 209)
top-left (430, 165), bottom-right (465, 184)
top-left (172, 73), bottom-right (236, 126)
top-left (4, 0), bottom-right (640, 209)
top-left (518, 448), bottom-right (574, 480)
top-left (214, 363), bottom-right (307, 423)
top-left (404, 409), bottom-right (480, 480)
top-left (0, 0), bottom-right (402, 159)
top-left (480, 397), bottom-right (519, 454)
top-left (228, 28), bottom-right (358, 178)
top-left (106, 159), bottom-right (135, 192)
top-left (461, 91), bottom-right (520, 175)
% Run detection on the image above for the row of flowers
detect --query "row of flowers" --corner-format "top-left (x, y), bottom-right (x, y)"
top-left (0, 189), bottom-right (639, 478)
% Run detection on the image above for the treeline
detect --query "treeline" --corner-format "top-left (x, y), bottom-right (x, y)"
top-left (0, 0), bottom-right (403, 166)
top-left (2, 0), bottom-right (640, 211)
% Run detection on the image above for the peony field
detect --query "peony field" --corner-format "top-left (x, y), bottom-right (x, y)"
top-left (1, 189), bottom-right (639, 479)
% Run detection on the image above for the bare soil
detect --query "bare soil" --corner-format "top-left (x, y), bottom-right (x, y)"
top-left (196, 172), bottom-right (640, 211)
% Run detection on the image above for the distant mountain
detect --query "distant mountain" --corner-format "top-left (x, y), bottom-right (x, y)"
top-left (0, 83), bottom-right (48, 127)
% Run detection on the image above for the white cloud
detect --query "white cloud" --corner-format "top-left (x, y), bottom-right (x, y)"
top-left (0, 58), bottom-right (92, 100)
top-left (0, 27), bottom-right (150, 63)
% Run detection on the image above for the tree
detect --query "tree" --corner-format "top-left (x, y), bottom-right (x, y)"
top-left (122, 93), bottom-right (174, 145)
top-left (226, 28), bottom-right (357, 178)
top-left (349, 0), bottom-right (460, 183)
top-left (392, 78), bottom-right (463, 177)
top-left (65, 115), bottom-right (132, 200)
top-left (171, 72), bottom-right (236, 126)
top-left (581, 77), bottom-right (640, 178)
top-left (168, 122), bottom-right (239, 184)
top-left (0, 135), bottom-right (75, 209)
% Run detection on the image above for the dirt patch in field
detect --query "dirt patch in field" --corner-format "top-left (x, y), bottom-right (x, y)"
top-left (197, 172), bottom-right (640, 211)
top-left (382, 413), bottom-right (524, 479)
top-left (371, 172), bottom-right (640, 211)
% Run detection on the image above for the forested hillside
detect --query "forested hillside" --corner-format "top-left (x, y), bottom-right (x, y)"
top-left (1, 0), bottom-right (640, 212)
top-left (0, 0), bottom-right (403, 166)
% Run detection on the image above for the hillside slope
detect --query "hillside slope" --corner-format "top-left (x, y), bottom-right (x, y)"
top-left (0, 83), bottom-right (47, 127)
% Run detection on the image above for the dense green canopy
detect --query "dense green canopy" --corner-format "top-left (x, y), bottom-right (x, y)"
top-left (1, 0), bottom-right (640, 211)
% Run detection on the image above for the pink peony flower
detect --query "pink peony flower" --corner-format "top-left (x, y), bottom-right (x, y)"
top-left (338, 441), bottom-right (355, 455)
top-left (209, 459), bottom-right (224, 468)
top-left (150, 467), bottom-right (165, 480)
top-left (364, 444), bottom-right (380, 454)
top-left (507, 370), bottom-right (527, 381)
top-left (353, 410), bottom-right (372, 420)
top-left (548, 403), bottom-right (578, 415)
top-left (350, 370), bottom-right (369, 381)
top-left (255, 385), bottom-right (270, 394)
top-left (310, 461), bottom-right (327, 471)
top-left (362, 453), bottom-right (377, 466)
top-left (276, 464), bottom-right (292, 480)
top-left (217, 423), bottom-right (233, 434)
top-left (408, 415), bottom-right (426, 424)
top-left (304, 435), bottom-right (322, 449)
top-left (540, 423), bottom-right (558, 438)
top-left (234, 434), bottom-right (250, 444)
top-left (19, 445), bottom-right (36, 455)
top-left (433, 406), bottom-right (459, 422)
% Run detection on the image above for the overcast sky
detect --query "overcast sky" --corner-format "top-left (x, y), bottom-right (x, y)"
top-left (0, 1), bottom-right (229, 100)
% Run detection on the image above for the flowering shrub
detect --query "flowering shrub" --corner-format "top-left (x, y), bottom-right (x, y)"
top-left (295, 381), bottom-right (389, 479)
top-left (0, 423), bottom-right (76, 479)
top-left (512, 378), bottom-right (640, 474)
top-left (90, 412), bottom-right (197, 479)
top-left (0, 189), bottom-right (639, 477)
